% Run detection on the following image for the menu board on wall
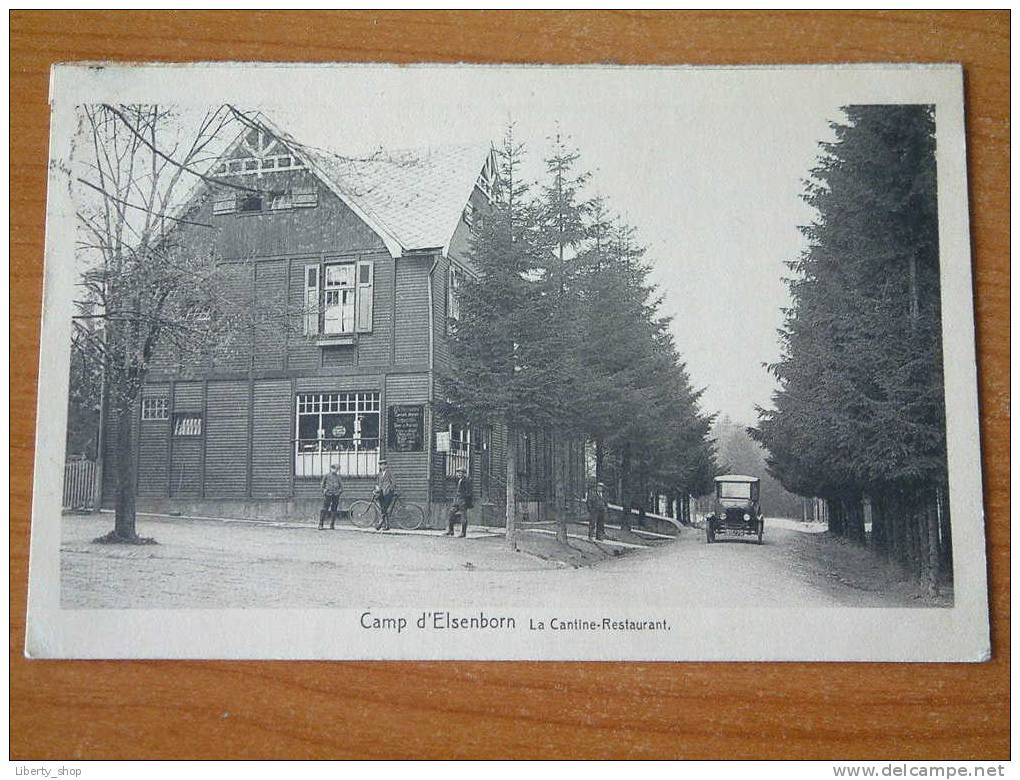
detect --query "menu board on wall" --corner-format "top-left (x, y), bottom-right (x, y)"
top-left (387, 404), bottom-right (425, 452)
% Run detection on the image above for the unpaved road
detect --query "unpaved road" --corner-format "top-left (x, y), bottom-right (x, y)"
top-left (61, 513), bottom-right (944, 609)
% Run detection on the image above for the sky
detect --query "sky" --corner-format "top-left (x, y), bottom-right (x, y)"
top-left (80, 66), bottom-right (850, 425)
top-left (246, 68), bottom-right (844, 426)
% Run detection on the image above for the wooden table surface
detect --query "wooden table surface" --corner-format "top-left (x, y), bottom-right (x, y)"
top-left (10, 11), bottom-right (1010, 760)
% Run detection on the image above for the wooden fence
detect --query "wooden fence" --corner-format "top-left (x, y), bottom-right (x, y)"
top-left (63, 458), bottom-right (97, 510)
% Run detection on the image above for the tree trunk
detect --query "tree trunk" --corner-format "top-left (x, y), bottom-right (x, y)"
top-left (937, 484), bottom-right (953, 576)
top-left (925, 498), bottom-right (940, 598)
top-left (594, 438), bottom-right (604, 487)
top-left (618, 445), bottom-right (632, 532)
top-left (827, 498), bottom-right (843, 536)
top-left (844, 496), bottom-right (865, 543)
top-left (553, 433), bottom-right (568, 545)
top-left (505, 430), bottom-right (518, 552)
top-left (113, 389), bottom-right (138, 540)
top-left (871, 493), bottom-right (887, 556)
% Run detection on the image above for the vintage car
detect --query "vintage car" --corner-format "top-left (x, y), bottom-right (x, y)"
top-left (706, 474), bottom-right (764, 544)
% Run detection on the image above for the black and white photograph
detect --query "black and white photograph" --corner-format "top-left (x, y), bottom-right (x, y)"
top-left (27, 63), bottom-right (988, 660)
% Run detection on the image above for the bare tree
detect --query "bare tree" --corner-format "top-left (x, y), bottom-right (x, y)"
top-left (72, 104), bottom-right (293, 543)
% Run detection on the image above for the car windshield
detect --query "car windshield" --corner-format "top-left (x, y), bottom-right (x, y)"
top-left (718, 481), bottom-right (752, 500)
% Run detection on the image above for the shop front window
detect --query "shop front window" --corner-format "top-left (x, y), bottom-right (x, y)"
top-left (294, 392), bottom-right (380, 477)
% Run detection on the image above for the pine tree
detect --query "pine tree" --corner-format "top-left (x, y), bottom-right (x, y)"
top-left (753, 105), bottom-right (948, 592)
top-left (443, 126), bottom-right (548, 550)
top-left (534, 132), bottom-right (591, 542)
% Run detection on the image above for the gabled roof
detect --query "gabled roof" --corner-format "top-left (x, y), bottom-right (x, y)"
top-left (714, 474), bottom-right (759, 483)
top-left (256, 115), bottom-right (493, 258)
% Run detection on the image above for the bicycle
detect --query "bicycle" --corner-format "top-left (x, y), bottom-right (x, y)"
top-left (349, 493), bottom-right (425, 531)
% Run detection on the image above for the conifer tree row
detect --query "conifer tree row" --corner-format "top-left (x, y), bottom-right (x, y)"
top-left (443, 126), bottom-right (716, 549)
top-left (752, 105), bottom-right (950, 594)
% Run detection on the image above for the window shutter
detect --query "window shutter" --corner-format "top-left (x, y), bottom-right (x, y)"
top-left (303, 264), bottom-right (319, 336)
top-left (292, 187), bottom-right (318, 208)
top-left (355, 259), bottom-right (374, 333)
top-left (212, 192), bottom-right (236, 215)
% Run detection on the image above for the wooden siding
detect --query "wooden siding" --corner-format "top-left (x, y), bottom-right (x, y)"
top-left (446, 185), bottom-right (489, 275)
top-left (173, 381), bottom-right (203, 411)
top-left (354, 252), bottom-right (394, 368)
top-left (432, 253), bottom-right (452, 376)
top-left (137, 418), bottom-right (168, 498)
top-left (137, 383), bottom-right (169, 498)
top-left (294, 374), bottom-right (383, 393)
top-left (204, 380), bottom-right (249, 497)
top-left (321, 345), bottom-right (355, 368)
top-left (286, 259), bottom-right (323, 372)
top-left (170, 439), bottom-right (203, 498)
top-left (384, 373), bottom-right (430, 503)
top-left (200, 170), bottom-right (387, 260)
top-left (253, 259), bottom-right (287, 372)
top-left (210, 263), bottom-right (253, 374)
top-left (251, 379), bottom-right (292, 499)
top-left (393, 256), bottom-right (430, 366)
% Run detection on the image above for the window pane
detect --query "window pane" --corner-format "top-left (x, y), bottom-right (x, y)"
top-left (239, 194), bottom-right (262, 212)
top-left (325, 264), bottom-right (354, 288)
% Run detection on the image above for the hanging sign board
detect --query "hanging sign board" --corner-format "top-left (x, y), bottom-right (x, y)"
top-left (387, 404), bottom-right (424, 452)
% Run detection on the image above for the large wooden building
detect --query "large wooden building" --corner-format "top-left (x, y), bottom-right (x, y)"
top-left (100, 116), bottom-right (585, 525)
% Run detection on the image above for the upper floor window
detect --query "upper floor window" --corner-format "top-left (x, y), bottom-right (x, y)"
top-left (141, 397), bottom-right (169, 421)
top-left (303, 259), bottom-right (374, 337)
top-left (239, 193), bottom-right (263, 213)
top-left (213, 186), bottom-right (317, 216)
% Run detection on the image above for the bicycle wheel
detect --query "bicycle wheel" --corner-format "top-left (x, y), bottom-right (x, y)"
top-left (392, 499), bottom-right (425, 531)
top-left (349, 499), bottom-right (381, 529)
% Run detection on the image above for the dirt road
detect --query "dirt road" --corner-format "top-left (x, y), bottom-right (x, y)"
top-left (60, 513), bottom-right (945, 609)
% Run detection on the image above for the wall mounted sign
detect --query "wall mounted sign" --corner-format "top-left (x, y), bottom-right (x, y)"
top-left (387, 404), bottom-right (424, 452)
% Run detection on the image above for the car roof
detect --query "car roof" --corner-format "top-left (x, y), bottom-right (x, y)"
top-left (714, 474), bottom-right (760, 483)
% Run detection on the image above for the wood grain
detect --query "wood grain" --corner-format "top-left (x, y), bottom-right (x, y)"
top-left (10, 11), bottom-right (1009, 759)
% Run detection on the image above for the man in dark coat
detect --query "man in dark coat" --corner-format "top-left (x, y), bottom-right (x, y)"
top-left (320, 463), bottom-right (343, 530)
top-left (374, 458), bottom-right (396, 531)
top-left (446, 467), bottom-right (473, 537)
top-left (586, 481), bottom-right (608, 541)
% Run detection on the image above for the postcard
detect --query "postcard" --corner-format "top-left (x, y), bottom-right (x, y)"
top-left (26, 62), bottom-right (988, 660)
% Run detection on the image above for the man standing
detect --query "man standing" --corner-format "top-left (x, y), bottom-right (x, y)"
top-left (446, 467), bottom-right (473, 537)
top-left (586, 481), bottom-right (608, 541)
top-left (320, 463), bottom-right (343, 530)
top-left (374, 458), bottom-right (396, 531)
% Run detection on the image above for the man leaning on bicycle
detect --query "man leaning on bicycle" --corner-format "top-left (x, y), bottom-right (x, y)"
top-left (373, 458), bottom-right (397, 531)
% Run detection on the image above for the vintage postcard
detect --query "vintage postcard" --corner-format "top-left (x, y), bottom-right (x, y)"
top-left (26, 63), bottom-right (988, 660)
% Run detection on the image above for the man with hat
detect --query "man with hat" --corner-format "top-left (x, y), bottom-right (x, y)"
top-left (445, 466), bottom-right (473, 537)
top-left (373, 457), bottom-right (396, 531)
top-left (319, 462), bottom-right (344, 530)
top-left (586, 480), bottom-right (608, 541)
